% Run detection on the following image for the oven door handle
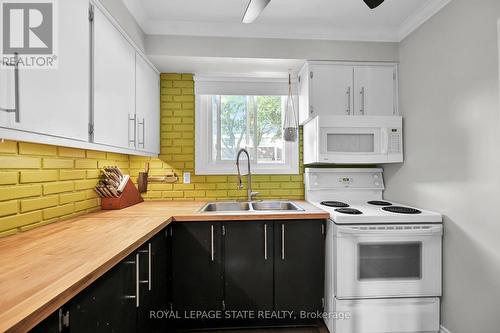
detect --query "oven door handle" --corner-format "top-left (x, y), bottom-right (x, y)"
top-left (336, 225), bottom-right (442, 236)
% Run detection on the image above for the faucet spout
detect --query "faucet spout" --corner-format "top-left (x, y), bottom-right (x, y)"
top-left (236, 148), bottom-right (259, 201)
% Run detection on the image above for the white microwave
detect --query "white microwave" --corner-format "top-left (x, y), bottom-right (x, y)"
top-left (303, 116), bottom-right (403, 164)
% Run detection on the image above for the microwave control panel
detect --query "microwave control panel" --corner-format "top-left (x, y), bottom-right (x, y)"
top-left (389, 128), bottom-right (402, 154)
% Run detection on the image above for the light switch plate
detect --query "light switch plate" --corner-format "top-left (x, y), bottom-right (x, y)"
top-left (183, 172), bottom-right (191, 184)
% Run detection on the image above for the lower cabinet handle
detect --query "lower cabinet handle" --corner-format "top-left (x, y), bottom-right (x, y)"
top-left (281, 224), bottom-right (285, 260)
top-left (346, 86), bottom-right (351, 115)
top-left (138, 244), bottom-right (152, 291)
top-left (264, 224), bottom-right (268, 260)
top-left (135, 253), bottom-right (139, 307)
top-left (210, 225), bottom-right (214, 262)
top-left (123, 254), bottom-right (140, 307)
top-left (148, 242), bottom-right (151, 290)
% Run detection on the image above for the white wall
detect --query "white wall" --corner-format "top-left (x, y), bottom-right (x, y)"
top-left (383, 1), bottom-right (500, 332)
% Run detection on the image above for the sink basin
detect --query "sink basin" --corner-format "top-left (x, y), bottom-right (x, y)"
top-left (251, 201), bottom-right (304, 211)
top-left (199, 201), bottom-right (303, 212)
top-left (200, 202), bottom-right (250, 212)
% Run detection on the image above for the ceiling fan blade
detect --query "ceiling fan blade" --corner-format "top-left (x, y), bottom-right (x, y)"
top-left (363, 0), bottom-right (384, 9)
top-left (242, 0), bottom-right (271, 24)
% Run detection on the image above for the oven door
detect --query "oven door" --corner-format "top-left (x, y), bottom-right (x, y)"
top-left (334, 224), bottom-right (442, 299)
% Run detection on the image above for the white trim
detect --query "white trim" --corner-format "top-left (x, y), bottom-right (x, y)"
top-left (398, 0), bottom-right (453, 41)
top-left (0, 127), bottom-right (158, 157)
top-left (123, 1), bottom-right (451, 43)
top-left (195, 94), bottom-right (299, 175)
top-left (440, 325), bottom-right (452, 333)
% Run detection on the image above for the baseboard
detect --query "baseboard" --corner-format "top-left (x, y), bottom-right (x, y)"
top-left (440, 325), bottom-right (452, 333)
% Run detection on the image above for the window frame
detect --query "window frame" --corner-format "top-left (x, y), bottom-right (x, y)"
top-left (195, 94), bottom-right (299, 175)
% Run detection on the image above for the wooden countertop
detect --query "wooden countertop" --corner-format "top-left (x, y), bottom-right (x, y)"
top-left (0, 200), bottom-right (328, 332)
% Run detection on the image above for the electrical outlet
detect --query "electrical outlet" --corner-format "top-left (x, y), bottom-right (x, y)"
top-left (183, 172), bottom-right (191, 184)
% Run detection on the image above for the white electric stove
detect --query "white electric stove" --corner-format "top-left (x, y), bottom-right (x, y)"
top-left (305, 168), bottom-right (443, 333)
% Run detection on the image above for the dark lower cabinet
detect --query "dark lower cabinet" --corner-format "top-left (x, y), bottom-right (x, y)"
top-left (168, 219), bottom-right (326, 329)
top-left (274, 220), bottom-right (325, 316)
top-left (30, 220), bottom-right (325, 332)
top-left (137, 230), bottom-right (169, 333)
top-left (69, 229), bottom-right (169, 333)
top-left (224, 221), bottom-right (273, 312)
top-left (69, 253), bottom-right (137, 333)
top-left (170, 222), bottom-right (223, 314)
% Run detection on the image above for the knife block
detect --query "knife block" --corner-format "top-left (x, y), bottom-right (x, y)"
top-left (101, 178), bottom-right (143, 210)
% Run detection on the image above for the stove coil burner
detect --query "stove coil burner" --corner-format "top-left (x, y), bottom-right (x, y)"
top-left (367, 201), bottom-right (393, 206)
top-left (334, 208), bottom-right (363, 215)
top-left (321, 201), bottom-right (349, 208)
top-left (382, 206), bottom-right (422, 214)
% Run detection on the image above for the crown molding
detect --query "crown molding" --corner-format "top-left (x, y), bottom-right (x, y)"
top-left (122, 0), bottom-right (451, 43)
top-left (398, 0), bottom-right (452, 41)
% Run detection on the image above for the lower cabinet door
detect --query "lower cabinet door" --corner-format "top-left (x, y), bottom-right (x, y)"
top-left (69, 254), bottom-right (137, 333)
top-left (137, 230), bottom-right (169, 333)
top-left (274, 220), bottom-right (325, 316)
top-left (224, 221), bottom-right (273, 312)
top-left (171, 223), bottom-right (223, 314)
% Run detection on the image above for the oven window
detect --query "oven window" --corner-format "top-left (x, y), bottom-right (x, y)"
top-left (326, 134), bottom-right (374, 153)
top-left (358, 242), bottom-right (422, 280)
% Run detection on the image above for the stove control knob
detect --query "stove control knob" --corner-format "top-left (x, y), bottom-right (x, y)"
top-left (375, 181), bottom-right (380, 186)
top-left (373, 174), bottom-right (379, 179)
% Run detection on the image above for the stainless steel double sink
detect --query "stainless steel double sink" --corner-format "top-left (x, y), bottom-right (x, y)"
top-left (199, 201), bottom-right (304, 213)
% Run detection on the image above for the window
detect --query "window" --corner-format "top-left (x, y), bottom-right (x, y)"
top-left (195, 77), bottom-right (299, 175)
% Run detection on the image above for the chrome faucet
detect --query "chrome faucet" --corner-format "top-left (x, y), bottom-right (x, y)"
top-left (236, 148), bottom-right (259, 202)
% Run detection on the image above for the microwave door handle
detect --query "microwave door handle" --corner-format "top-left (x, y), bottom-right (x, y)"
top-left (381, 128), bottom-right (389, 154)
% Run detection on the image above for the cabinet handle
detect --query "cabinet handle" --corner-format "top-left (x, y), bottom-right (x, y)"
top-left (360, 86), bottom-right (365, 115)
top-left (128, 114), bottom-right (136, 147)
top-left (138, 243), bottom-right (152, 291)
top-left (0, 54), bottom-right (20, 122)
top-left (346, 86), bottom-right (351, 115)
top-left (138, 117), bottom-right (145, 148)
top-left (281, 224), bottom-right (285, 260)
top-left (210, 225), bottom-right (214, 262)
top-left (264, 224), bottom-right (268, 260)
top-left (123, 253), bottom-right (140, 308)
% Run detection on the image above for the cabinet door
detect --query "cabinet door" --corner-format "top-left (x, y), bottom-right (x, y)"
top-left (93, 6), bottom-right (136, 149)
top-left (69, 254), bottom-right (137, 333)
top-left (224, 221), bottom-right (273, 311)
top-left (171, 223), bottom-right (223, 313)
top-left (135, 53), bottom-right (160, 154)
top-left (137, 231), bottom-right (168, 332)
top-left (353, 66), bottom-right (397, 116)
top-left (310, 64), bottom-right (353, 116)
top-left (0, 0), bottom-right (89, 141)
top-left (274, 220), bottom-right (325, 314)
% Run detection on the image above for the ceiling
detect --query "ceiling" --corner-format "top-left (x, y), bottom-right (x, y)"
top-left (123, 0), bottom-right (452, 42)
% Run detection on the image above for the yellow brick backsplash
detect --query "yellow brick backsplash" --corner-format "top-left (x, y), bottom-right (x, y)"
top-left (0, 140), bottom-right (129, 236)
top-left (0, 73), bottom-right (305, 237)
top-left (130, 73), bottom-right (305, 201)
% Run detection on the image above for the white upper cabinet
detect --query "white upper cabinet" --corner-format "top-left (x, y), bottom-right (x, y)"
top-left (93, 5), bottom-right (136, 150)
top-left (135, 53), bottom-right (160, 155)
top-left (298, 61), bottom-right (399, 124)
top-left (353, 66), bottom-right (397, 116)
top-left (0, 0), bottom-right (90, 141)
